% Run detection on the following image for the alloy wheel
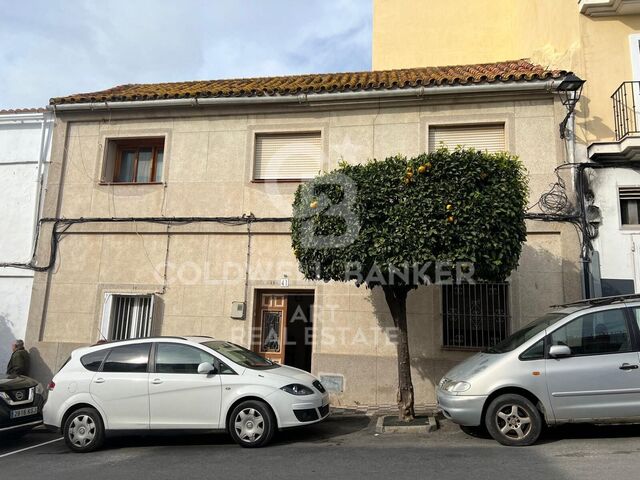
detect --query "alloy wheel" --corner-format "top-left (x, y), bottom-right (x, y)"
top-left (495, 404), bottom-right (532, 440)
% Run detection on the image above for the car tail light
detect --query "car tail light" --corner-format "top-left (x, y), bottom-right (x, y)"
top-left (47, 381), bottom-right (55, 391)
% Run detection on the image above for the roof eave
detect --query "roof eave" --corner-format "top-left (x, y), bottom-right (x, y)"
top-left (49, 78), bottom-right (565, 112)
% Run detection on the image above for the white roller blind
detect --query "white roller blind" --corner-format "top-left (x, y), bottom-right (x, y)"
top-left (254, 132), bottom-right (322, 180)
top-left (429, 124), bottom-right (506, 153)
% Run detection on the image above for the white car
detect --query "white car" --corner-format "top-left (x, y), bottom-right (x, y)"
top-left (43, 336), bottom-right (330, 452)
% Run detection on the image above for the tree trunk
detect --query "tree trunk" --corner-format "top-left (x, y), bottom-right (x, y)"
top-left (382, 285), bottom-right (415, 421)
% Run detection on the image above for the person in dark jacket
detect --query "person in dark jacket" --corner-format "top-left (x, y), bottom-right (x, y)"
top-left (6, 339), bottom-right (30, 376)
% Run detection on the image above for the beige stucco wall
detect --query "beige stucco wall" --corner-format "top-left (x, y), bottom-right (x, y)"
top-left (26, 93), bottom-right (581, 406)
top-left (373, 0), bottom-right (640, 143)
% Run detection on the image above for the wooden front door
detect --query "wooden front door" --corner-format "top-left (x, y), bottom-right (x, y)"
top-left (255, 293), bottom-right (287, 364)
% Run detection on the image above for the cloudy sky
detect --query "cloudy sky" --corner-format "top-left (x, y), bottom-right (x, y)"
top-left (0, 0), bottom-right (372, 109)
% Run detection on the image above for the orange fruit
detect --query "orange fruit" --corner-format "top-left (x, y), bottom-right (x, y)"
top-left (418, 165), bottom-right (427, 174)
top-left (446, 204), bottom-right (453, 211)
top-left (310, 201), bottom-right (318, 209)
top-left (447, 216), bottom-right (455, 223)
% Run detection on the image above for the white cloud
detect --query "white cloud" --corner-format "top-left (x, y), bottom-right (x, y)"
top-left (0, 0), bottom-right (372, 109)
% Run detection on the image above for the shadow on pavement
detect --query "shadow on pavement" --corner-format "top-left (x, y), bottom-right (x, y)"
top-left (274, 415), bottom-right (372, 445)
top-left (0, 427), bottom-right (60, 454)
top-left (98, 415), bottom-right (371, 451)
top-left (540, 423), bottom-right (640, 444)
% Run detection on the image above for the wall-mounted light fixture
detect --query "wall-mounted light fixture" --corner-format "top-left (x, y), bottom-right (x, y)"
top-left (556, 73), bottom-right (586, 139)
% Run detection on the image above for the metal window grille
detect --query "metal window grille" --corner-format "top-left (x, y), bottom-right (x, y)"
top-left (109, 295), bottom-right (154, 341)
top-left (442, 283), bottom-right (510, 349)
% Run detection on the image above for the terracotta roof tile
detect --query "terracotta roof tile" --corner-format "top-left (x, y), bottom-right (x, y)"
top-left (0, 107), bottom-right (47, 114)
top-left (50, 59), bottom-right (566, 105)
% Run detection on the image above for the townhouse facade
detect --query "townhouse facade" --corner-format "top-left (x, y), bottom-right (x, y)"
top-left (0, 109), bottom-right (52, 368)
top-left (374, 0), bottom-right (640, 298)
top-left (23, 60), bottom-right (581, 406)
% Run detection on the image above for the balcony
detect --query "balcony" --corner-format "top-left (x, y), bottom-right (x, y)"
top-left (612, 81), bottom-right (640, 140)
top-left (587, 82), bottom-right (640, 161)
top-left (579, 0), bottom-right (640, 16)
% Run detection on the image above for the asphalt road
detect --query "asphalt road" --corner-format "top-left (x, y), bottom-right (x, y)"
top-left (2, 417), bottom-right (640, 480)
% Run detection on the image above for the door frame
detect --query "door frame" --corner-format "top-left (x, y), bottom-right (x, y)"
top-left (251, 288), bottom-right (315, 366)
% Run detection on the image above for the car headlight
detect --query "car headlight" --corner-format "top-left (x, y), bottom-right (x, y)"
top-left (442, 380), bottom-right (471, 393)
top-left (281, 384), bottom-right (314, 396)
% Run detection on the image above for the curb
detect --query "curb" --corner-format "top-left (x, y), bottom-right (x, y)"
top-left (330, 404), bottom-right (438, 417)
top-left (375, 415), bottom-right (440, 434)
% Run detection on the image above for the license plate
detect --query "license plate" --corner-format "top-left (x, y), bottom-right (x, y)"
top-left (10, 407), bottom-right (38, 419)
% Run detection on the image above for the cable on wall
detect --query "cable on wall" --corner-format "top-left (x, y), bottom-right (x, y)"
top-left (0, 214), bottom-right (291, 273)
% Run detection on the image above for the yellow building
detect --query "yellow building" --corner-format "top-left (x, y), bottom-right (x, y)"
top-left (374, 0), bottom-right (640, 143)
top-left (375, 0), bottom-right (640, 298)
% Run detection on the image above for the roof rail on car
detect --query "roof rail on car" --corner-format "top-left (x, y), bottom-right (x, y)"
top-left (551, 293), bottom-right (640, 308)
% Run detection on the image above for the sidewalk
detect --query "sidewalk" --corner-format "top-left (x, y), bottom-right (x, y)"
top-left (330, 404), bottom-right (438, 416)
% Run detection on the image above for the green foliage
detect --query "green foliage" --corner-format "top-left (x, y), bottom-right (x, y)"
top-left (291, 148), bottom-right (529, 285)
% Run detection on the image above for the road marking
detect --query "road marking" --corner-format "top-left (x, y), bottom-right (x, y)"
top-left (0, 437), bottom-right (63, 458)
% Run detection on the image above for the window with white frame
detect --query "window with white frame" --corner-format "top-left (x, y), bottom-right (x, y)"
top-left (100, 294), bottom-right (157, 341)
top-left (428, 124), bottom-right (506, 153)
top-left (253, 131), bottom-right (322, 180)
top-left (620, 187), bottom-right (640, 226)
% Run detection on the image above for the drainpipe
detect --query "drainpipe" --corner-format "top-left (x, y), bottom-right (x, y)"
top-left (564, 107), bottom-right (589, 298)
top-left (30, 113), bottom-right (50, 259)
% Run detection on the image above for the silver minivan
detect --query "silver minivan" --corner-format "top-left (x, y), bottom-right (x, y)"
top-left (437, 295), bottom-right (640, 446)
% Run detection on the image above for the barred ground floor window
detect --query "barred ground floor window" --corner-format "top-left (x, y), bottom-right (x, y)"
top-left (441, 283), bottom-right (510, 349)
top-left (100, 294), bottom-right (158, 341)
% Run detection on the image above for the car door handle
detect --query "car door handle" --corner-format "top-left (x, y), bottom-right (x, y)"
top-left (151, 378), bottom-right (163, 384)
top-left (94, 378), bottom-right (105, 384)
top-left (619, 363), bottom-right (639, 370)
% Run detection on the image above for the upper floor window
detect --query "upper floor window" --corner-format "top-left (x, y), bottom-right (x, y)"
top-left (253, 131), bottom-right (321, 181)
top-left (103, 137), bottom-right (164, 184)
top-left (429, 124), bottom-right (506, 153)
top-left (620, 186), bottom-right (640, 226)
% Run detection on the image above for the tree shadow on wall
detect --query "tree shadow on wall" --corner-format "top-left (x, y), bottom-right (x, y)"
top-left (365, 243), bottom-right (581, 404)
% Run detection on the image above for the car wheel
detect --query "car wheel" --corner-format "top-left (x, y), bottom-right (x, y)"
top-left (63, 408), bottom-right (105, 453)
top-left (460, 424), bottom-right (490, 439)
top-left (228, 400), bottom-right (276, 448)
top-left (485, 394), bottom-right (542, 446)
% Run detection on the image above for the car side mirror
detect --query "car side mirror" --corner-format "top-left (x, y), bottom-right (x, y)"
top-left (197, 362), bottom-right (217, 375)
top-left (549, 345), bottom-right (571, 358)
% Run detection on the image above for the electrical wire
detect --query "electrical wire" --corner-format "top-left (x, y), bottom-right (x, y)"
top-left (0, 214), bottom-right (292, 272)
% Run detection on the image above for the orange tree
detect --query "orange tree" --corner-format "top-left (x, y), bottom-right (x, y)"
top-left (291, 149), bottom-right (528, 420)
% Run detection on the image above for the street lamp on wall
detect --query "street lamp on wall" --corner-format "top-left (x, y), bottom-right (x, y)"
top-left (556, 73), bottom-right (586, 139)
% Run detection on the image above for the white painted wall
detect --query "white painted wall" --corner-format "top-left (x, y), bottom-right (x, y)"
top-left (0, 112), bottom-right (52, 370)
top-left (591, 166), bottom-right (640, 293)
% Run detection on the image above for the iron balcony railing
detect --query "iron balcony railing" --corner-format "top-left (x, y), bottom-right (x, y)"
top-left (612, 81), bottom-right (640, 140)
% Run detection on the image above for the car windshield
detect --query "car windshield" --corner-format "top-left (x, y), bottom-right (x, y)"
top-left (485, 312), bottom-right (569, 354)
top-left (202, 341), bottom-right (279, 370)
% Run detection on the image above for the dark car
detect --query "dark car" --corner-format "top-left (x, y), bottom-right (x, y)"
top-left (0, 374), bottom-right (45, 435)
